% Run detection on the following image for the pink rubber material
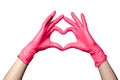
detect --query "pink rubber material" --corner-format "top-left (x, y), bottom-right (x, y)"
top-left (18, 11), bottom-right (64, 64)
top-left (18, 11), bottom-right (107, 67)
top-left (63, 12), bottom-right (107, 67)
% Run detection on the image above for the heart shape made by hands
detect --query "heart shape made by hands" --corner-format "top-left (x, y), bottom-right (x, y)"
top-left (50, 30), bottom-right (77, 48)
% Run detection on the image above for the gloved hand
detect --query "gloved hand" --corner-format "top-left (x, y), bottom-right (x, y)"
top-left (18, 11), bottom-right (64, 64)
top-left (63, 12), bottom-right (107, 67)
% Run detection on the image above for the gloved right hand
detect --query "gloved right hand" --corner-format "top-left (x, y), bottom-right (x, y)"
top-left (63, 12), bottom-right (107, 67)
top-left (18, 11), bottom-right (64, 64)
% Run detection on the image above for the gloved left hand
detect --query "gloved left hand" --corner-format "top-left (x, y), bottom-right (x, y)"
top-left (63, 12), bottom-right (107, 67)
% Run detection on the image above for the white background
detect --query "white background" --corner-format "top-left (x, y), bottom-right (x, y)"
top-left (0, 0), bottom-right (120, 79)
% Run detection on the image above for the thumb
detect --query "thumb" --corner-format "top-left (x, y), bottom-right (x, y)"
top-left (64, 27), bottom-right (76, 34)
top-left (64, 42), bottom-right (77, 50)
top-left (49, 41), bottom-right (64, 51)
top-left (50, 26), bottom-right (64, 34)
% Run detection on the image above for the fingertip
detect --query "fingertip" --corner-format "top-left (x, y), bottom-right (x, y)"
top-left (61, 14), bottom-right (64, 17)
top-left (55, 46), bottom-right (64, 51)
top-left (81, 13), bottom-right (85, 19)
top-left (71, 12), bottom-right (74, 16)
top-left (64, 44), bottom-right (72, 50)
top-left (71, 12), bottom-right (74, 15)
top-left (53, 10), bottom-right (56, 13)
top-left (64, 27), bottom-right (73, 34)
top-left (71, 12), bottom-right (76, 17)
top-left (81, 13), bottom-right (84, 16)
top-left (63, 16), bottom-right (68, 20)
top-left (53, 26), bottom-right (64, 34)
top-left (64, 42), bottom-right (77, 50)
top-left (59, 14), bottom-right (64, 19)
top-left (50, 42), bottom-right (64, 51)
top-left (51, 10), bottom-right (56, 16)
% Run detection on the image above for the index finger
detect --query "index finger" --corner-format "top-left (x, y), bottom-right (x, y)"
top-left (48, 14), bottom-right (64, 30)
top-left (64, 16), bottom-right (76, 26)
top-left (64, 16), bottom-right (78, 30)
top-left (42, 11), bottom-right (56, 28)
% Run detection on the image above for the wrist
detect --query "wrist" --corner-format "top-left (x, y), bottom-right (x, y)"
top-left (89, 44), bottom-right (107, 67)
top-left (18, 44), bottom-right (37, 64)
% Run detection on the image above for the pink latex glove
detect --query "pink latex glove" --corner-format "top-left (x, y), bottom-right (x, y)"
top-left (63, 12), bottom-right (107, 67)
top-left (18, 11), bottom-right (64, 64)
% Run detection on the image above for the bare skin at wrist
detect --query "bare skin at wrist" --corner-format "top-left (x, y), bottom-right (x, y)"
top-left (98, 60), bottom-right (118, 80)
top-left (3, 59), bottom-right (28, 80)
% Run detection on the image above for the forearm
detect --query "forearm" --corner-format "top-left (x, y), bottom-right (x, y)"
top-left (3, 58), bottom-right (28, 80)
top-left (98, 60), bottom-right (118, 80)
